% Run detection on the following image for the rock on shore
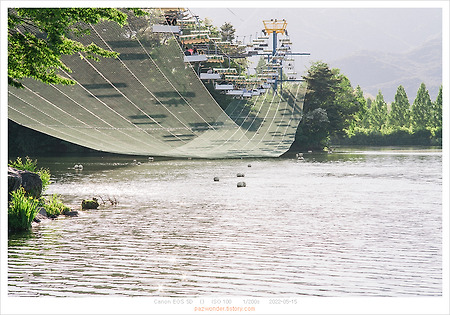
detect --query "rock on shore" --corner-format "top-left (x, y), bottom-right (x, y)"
top-left (8, 167), bottom-right (42, 200)
top-left (82, 198), bottom-right (99, 210)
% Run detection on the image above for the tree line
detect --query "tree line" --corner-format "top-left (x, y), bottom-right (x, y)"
top-left (290, 61), bottom-right (442, 151)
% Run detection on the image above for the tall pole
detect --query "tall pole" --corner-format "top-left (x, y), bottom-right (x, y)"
top-left (272, 31), bottom-right (277, 92)
top-left (272, 31), bottom-right (277, 56)
top-left (280, 55), bottom-right (283, 94)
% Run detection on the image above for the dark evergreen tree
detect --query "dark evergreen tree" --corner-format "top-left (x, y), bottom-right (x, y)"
top-left (294, 61), bottom-right (358, 150)
top-left (389, 85), bottom-right (411, 129)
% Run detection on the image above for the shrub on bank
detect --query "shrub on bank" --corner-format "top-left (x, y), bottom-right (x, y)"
top-left (8, 188), bottom-right (40, 232)
top-left (44, 194), bottom-right (71, 217)
top-left (8, 157), bottom-right (73, 233)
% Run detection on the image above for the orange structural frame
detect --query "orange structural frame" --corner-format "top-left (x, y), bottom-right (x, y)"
top-left (263, 19), bottom-right (287, 34)
top-left (160, 8), bottom-right (185, 12)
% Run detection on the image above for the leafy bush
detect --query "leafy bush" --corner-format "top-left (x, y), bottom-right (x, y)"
top-left (8, 156), bottom-right (37, 172)
top-left (44, 194), bottom-right (71, 217)
top-left (8, 188), bottom-right (40, 232)
top-left (37, 168), bottom-right (51, 193)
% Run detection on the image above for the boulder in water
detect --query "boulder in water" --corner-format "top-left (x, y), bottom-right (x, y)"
top-left (8, 167), bottom-right (42, 199)
top-left (64, 210), bottom-right (79, 217)
top-left (82, 198), bottom-right (99, 210)
top-left (8, 167), bottom-right (22, 195)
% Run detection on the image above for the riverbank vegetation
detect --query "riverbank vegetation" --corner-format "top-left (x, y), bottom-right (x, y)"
top-left (8, 157), bottom-right (71, 232)
top-left (8, 188), bottom-right (40, 232)
top-left (290, 61), bottom-right (442, 151)
top-left (44, 194), bottom-right (72, 217)
top-left (335, 83), bottom-right (442, 147)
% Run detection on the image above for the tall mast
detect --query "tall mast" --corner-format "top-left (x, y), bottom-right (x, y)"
top-left (263, 19), bottom-right (287, 91)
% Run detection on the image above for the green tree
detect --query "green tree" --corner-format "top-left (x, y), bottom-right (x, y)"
top-left (333, 72), bottom-right (360, 134)
top-left (8, 8), bottom-right (145, 88)
top-left (389, 85), bottom-right (411, 128)
top-left (430, 85), bottom-right (442, 129)
top-left (294, 61), bottom-right (358, 150)
top-left (295, 108), bottom-right (330, 149)
top-left (220, 22), bottom-right (236, 42)
top-left (411, 82), bottom-right (433, 130)
top-left (202, 17), bottom-right (220, 37)
top-left (255, 56), bottom-right (266, 75)
top-left (354, 86), bottom-right (369, 124)
top-left (346, 85), bottom-right (370, 134)
top-left (302, 61), bottom-right (338, 113)
top-left (369, 90), bottom-right (388, 130)
top-left (366, 97), bottom-right (373, 110)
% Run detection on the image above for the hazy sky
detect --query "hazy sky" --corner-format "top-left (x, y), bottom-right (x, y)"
top-left (191, 5), bottom-right (443, 70)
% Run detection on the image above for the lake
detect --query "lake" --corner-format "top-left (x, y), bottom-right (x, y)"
top-left (8, 147), bottom-right (442, 297)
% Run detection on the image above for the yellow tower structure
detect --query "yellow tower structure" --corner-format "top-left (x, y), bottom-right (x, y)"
top-left (262, 19), bottom-right (287, 34)
top-left (262, 19), bottom-right (288, 91)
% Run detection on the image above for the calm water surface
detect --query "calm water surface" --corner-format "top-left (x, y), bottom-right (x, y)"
top-left (8, 148), bottom-right (442, 297)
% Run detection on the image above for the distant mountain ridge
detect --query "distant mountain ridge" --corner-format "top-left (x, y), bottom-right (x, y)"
top-left (330, 36), bottom-right (442, 103)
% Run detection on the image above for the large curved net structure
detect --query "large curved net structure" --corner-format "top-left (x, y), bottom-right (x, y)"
top-left (8, 9), bottom-right (305, 158)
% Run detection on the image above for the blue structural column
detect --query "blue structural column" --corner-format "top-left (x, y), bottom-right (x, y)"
top-left (272, 31), bottom-right (278, 91)
top-left (272, 31), bottom-right (277, 55)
